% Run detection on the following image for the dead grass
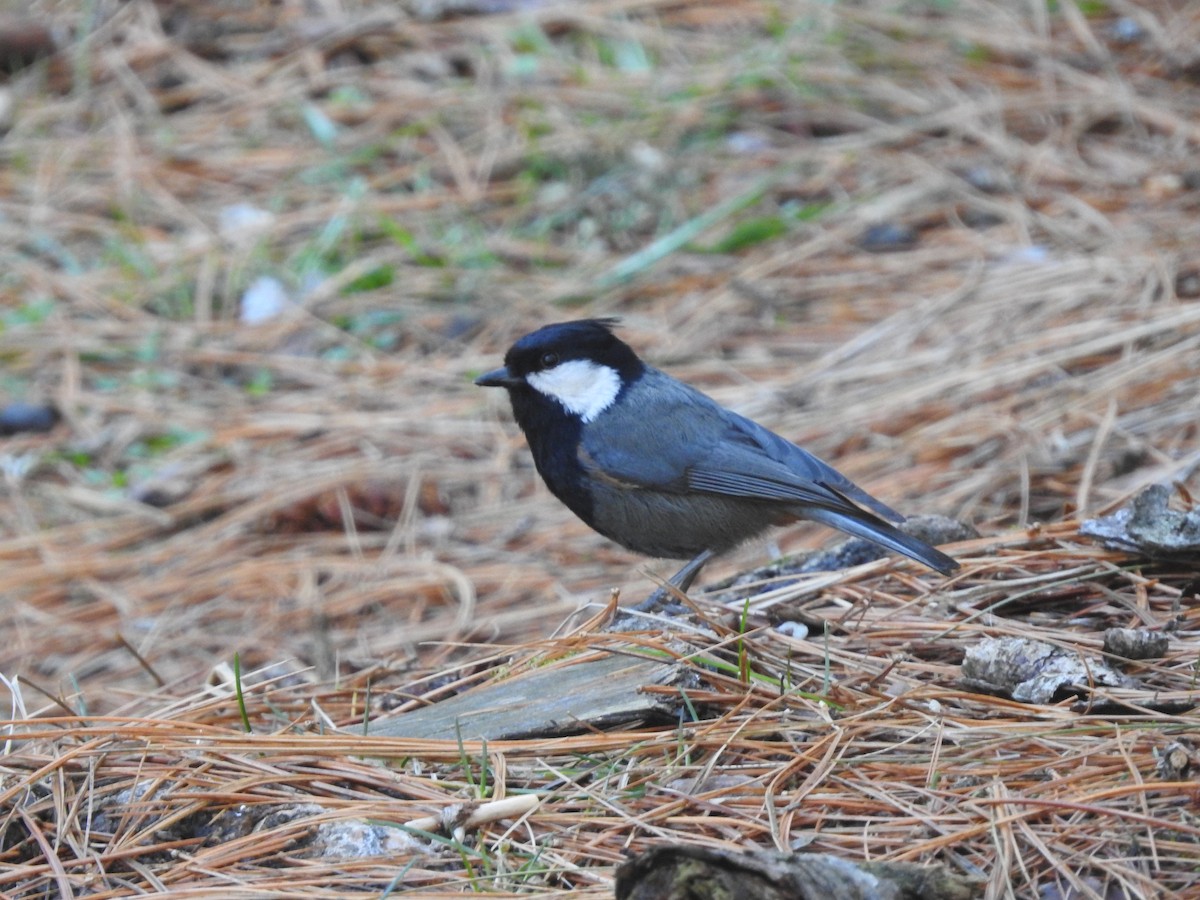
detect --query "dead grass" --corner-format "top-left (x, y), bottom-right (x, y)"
top-left (0, 0), bottom-right (1198, 896)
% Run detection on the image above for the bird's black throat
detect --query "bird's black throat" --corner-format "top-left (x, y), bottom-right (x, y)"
top-left (508, 385), bottom-right (596, 525)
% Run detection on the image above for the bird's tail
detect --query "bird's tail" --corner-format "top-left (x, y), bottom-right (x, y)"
top-left (802, 505), bottom-right (959, 575)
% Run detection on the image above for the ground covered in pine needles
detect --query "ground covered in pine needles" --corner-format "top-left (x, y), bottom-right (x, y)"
top-left (1, 1), bottom-right (1199, 897)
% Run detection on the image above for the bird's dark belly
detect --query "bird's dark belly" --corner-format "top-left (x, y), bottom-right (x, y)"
top-left (586, 482), bottom-right (780, 559)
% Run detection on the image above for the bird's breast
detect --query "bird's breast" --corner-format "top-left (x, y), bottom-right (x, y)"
top-left (584, 479), bottom-right (778, 559)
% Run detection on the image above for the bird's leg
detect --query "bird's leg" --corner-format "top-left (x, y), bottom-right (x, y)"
top-left (633, 549), bottom-right (714, 612)
top-left (668, 549), bottom-right (714, 593)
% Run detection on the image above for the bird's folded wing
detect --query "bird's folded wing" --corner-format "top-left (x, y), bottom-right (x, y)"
top-left (685, 444), bottom-right (862, 510)
top-left (582, 415), bottom-right (893, 520)
top-left (717, 414), bottom-right (905, 522)
top-left (579, 369), bottom-right (904, 523)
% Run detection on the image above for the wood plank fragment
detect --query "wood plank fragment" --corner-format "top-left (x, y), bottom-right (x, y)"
top-left (368, 652), bottom-right (692, 740)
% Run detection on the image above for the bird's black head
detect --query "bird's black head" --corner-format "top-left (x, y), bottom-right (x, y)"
top-left (475, 319), bottom-right (645, 424)
top-left (476, 319), bottom-right (646, 526)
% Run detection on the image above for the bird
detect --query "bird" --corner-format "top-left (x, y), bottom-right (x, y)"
top-left (475, 319), bottom-right (958, 594)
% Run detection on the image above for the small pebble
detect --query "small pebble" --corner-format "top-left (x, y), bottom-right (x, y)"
top-left (218, 203), bottom-right (275, 242)
top-left (775, 621), bottom-right (809, 640)
top-left (999, 245), bottom-right (1050, 266)
top-left (1175, 269), bottom-right (1200, 298)
top-left (725, 131), bottom-right (771, 154)
top-left (239, 275), bottom-right (292, 325)
top-left (1109, 17), bottom-right (1145, 44)
top-left (859, 222), bottom-right (918, 253)
top-left (0, 402), bottom-right (59, 435)
top-left (961, 208), bottom-right (1004, 229)
top-left (961, 165), bottom-right (1011, 194)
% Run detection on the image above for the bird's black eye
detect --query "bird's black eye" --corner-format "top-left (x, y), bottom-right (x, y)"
top-left (539, 351), bottom-right (560, 368)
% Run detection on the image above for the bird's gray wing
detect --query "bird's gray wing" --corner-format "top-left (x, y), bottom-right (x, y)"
top-left (686, 441), bottom-right (864, 509)
top-left (695, 409), bottom-right (905, 522)
top-left (686, 412), bottom-right (962, 574)
top-left (580, 369), bottom-right (902, 522)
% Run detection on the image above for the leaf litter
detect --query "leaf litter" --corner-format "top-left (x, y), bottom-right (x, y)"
top-left (0, 0), bottom-right (1198, 896)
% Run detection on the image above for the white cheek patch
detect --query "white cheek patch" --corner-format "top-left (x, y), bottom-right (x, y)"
top-left (527, 359), bottom-right (620, 423)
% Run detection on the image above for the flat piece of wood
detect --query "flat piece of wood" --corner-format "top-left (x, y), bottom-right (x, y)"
top-left (368, 652), bottom-right (689, 740)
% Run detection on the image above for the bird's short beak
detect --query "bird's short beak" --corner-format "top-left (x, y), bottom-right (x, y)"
top-left (475, 366), bottom-right (523, 388)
